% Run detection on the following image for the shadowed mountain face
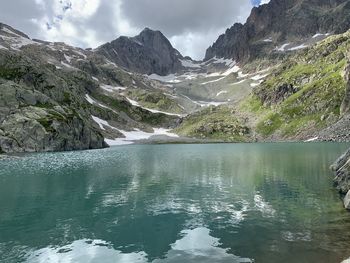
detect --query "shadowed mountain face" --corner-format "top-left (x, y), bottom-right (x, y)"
top-left (205, 0), bottom-right (350, 62)
top-left (97, 28), bottom-right (184, 76)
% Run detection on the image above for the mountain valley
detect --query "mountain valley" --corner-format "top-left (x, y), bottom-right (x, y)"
top-left (1, 0), bottom-right (350, 153)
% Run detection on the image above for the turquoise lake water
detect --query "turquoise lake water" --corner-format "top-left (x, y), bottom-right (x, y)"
top-left (1, 143), bottom-right (350, 263)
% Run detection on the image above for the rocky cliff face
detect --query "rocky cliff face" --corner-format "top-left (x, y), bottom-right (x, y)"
top-left (0, 50), bottom-right (107, 153)
top-left (97, 28), bottom-right (184, 76)
top-left (205, 0), bottom-right (350, 62)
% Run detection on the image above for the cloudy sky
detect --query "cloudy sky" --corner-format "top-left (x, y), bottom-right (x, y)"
top-left (0, 0), bottom-right (267, 60)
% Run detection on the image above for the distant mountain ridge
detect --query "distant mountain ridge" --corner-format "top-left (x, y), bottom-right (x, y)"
top-left (205, 0), bottom-right (350, 62)
top-left (97, 28), bottom-right (185, 76)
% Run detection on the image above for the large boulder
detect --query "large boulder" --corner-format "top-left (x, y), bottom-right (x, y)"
top-left (331, 148), bottom-right (350, 194)
top-left (344, 190), bottom-right (350, 209)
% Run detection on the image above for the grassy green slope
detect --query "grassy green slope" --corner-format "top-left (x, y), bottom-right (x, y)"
top-left (177, 30), bottom-right (350, 141)
top-left (175, 106), bottom-right (251, 142)
top-left (251, 31), bottom-right (350, 139)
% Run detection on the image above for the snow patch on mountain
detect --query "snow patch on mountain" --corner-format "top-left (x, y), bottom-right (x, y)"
top-left (91, 115), bottom-right (179, 146)
top-left (216, 91), bottom-right (228, 97)
top-left (64, 54), bottom-right (72, 63)
top-left (263, 38), bottom-right (273, 42)
top-left (92, 116), bottom-right (118, 131)
top-left (100, 84), bottom-right (126, 92)
top-left (105, 128), bottom-right (179, 146)
top-left (126, 97), bottom-right (183, 117)
top-left (180, 59), bottom-right (201, 68)
top-left (210, 57), bottom-right (236, 67)
top-left (147, 74), bottom-right (180, 83)
top-left (288, 44), bottom-right (308, 51)
top-left (251, 74), bottom-right (268, 81)
top-left (312, 33), bottom-right (331, 38)
top-left (275, 43), bottom-right (290, 52)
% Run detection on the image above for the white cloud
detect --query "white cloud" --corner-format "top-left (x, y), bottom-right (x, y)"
top-left (1, 0), bottom-right (254, 59)
top-left (67, 0), bottom-right (100, 18)
top-left (112, 0), bottom-right (139, 37)
top-left (170, 30), bottom-right (227, 60)
top-left (31, 0), bottom-right (106, 47)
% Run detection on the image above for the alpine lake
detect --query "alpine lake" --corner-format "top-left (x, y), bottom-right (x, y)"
top-left (1, 143), bottom-right (350, 263)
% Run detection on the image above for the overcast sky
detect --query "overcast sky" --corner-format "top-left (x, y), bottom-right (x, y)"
top-left (0, 0), bottom-right (267, 60)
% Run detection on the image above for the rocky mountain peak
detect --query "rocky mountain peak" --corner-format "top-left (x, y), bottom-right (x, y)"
top-left (0, 23), bottom-right (30, 39)
top-left (139, 27), bottom-right (160, 36)
top-left (134, 27), bottom-right (177, 54)
top-left (136, 27), bottom-right (162, 42)
top-left (205, 0), bottom-right (350, 62)
top-left (97, 28), bottom-right (183, 76)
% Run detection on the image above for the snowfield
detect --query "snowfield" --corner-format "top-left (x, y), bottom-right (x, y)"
top-left (147, 74), bottom-right (180, 83)
top-left (180, 59), bottom-right (201, 68)
top-left (91, 115), bottom-right (179, 146)
top-left (105, 128), bottom-right (179, 146)
top-left (125, 97), bottom-right (183, 117)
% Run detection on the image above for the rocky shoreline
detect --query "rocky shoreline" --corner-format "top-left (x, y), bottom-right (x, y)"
top-left (331, 148), bottom-right (350, 210)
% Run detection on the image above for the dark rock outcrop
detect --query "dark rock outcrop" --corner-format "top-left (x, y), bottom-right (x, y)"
top-left (97, 28), bottom-right (184, 76)
top-left (255, 83), bottom-right (297, 105)
top-left (205, 0), bottom-right (350, 62)
top-left (331, 148), bottom-right (350, 209)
